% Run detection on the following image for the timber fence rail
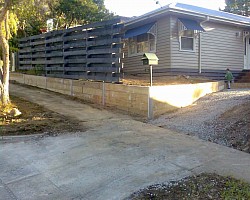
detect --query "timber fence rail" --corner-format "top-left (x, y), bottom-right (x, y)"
top-left (18, 18), bottom-right (125, 82)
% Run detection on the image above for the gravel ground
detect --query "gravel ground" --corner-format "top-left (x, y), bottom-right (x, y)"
top-left (150, 89), bottom-right (250, 150)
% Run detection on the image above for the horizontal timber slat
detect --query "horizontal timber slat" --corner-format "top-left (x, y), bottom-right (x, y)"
top-left (64, 43), bottom-right (86, 49)
top-left (63, 34), bottom-right (87, 42)
top-left (63, 66), bottom-right (119, 73)
top-left (19, 54), bottom-right (33, 59)
top-left (64, 18), bottom-right (123, 33)
top-left (46, 52), bottom-right (63, 57)
top-left (45, 37), bottom-right (63, 44)
top-left (65, 58), bottom-right (87, 64)
top-left (64, 50), bottom-right (87, 56)
top-left (30, 40), bottom-right (45, 46)
top-left (18, 18), bottom-right (124, 82)
top-left (45, 46), bottom-right (63, 51)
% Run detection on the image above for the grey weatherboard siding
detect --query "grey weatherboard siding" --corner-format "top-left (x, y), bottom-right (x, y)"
top-left (170, 16), bottom-right (244, 71)
top-left (122, 14), bottom-right (245, 73)
top-left (122, 16), bottom-right (172, 73)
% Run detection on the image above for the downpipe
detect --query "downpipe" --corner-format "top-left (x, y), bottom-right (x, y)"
top-left (198, 16), bottom-right (210, 74)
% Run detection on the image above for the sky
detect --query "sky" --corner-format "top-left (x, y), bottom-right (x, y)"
top-left (104, 0), bottom-right (226, 17)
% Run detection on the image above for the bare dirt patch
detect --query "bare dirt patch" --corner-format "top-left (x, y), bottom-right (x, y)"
top-left (127, 173), bottom-right (250, 200)
top-left (122, 75), bottom-right (212, 86)
top-left (0, 96), bottom-right (86, 136)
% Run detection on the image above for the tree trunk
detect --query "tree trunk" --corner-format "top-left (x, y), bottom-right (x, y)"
top-left (0, 28), bottom-right (10, 106)
top-left (0, 1), bottom-right (11, 107)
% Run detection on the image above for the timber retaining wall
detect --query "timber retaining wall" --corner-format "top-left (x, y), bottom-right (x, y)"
top-left (10, 73), bottom-right (224, 119)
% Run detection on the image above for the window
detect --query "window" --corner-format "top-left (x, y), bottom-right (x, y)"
top-left (179, 30), bottom-right (195, 51)
top-left (128, 33), bottom-right (156, 56)
top-left (180, 37), bottom-right (194, 51)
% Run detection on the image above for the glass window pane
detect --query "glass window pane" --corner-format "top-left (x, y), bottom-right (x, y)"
top-left (137, 34), bottom-right (148, 42)
top-left (129, 40), bottom-right (136, 55)
top-left (184, 30), bottom-right (194, 37)
top-left (137, 43), bottom-right (142, 53)
top-left (149, 39), bottom-right (155, 51)
top-left (181, 37), bottom-right (193, 50)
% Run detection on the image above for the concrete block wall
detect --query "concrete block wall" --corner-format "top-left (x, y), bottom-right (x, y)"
top-left (232, 82), bottom-right (250, 89)
top-left (10, 73), bottom-right (224, 119)
top-left (104, 83), bottom-right (149, 116)
top-left (10, 73), bottom-right (149, 117)
top-left (73, 80), bottom-right (103, 104)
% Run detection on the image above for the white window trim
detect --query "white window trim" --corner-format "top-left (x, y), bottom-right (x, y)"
top-left (179, 35), bottom-right (195, 52)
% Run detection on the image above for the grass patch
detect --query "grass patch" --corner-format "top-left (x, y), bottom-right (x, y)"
top-left (128, 173), bottom-right (250, 200)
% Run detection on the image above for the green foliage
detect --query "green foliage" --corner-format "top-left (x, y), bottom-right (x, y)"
top-left (52, 0), bottom-right (114, 28)
top-left (9, 35), bottom-right (18, 50)
top-left (8, 12), bottom-right (18, 36)
top-left (0, 11), bottom-right (18, 38)
top-left (222, 178), bottom-right (250, 199)
top-left (224, 0), bottom-right (250, 16)
top-left (10, 0), bottom-right (114, 36)
top-left (13, 0), bottom-right (49, 37)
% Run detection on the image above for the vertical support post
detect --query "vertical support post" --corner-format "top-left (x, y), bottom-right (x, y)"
top-left (63, 31), bottom-right (66, 78)
top-left (15, 52), bottom-right (19, 70)
top-left (148, 87), bottom-right (153, 120)
top-left (70, 79), bottom-right (73, 96)
top-left (45, 76), bottom-right (47, 89)
top-left (11, 52), bottom-right (15, 72)
top-left (102, 81), bottom-right (105, 106)
top-left (85, 28), bottom-right (89, 80)
top-left (150, 65), bottom-right (153, 87)
top-left (45, 34), bottom-right (48, 77)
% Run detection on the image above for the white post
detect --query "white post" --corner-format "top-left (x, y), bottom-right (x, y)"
top-left (148, 87), bottom-right (153, 120)
top-left (150, 65), bottom-right (153, 86)
top-left (11, 52), bottom-right (15, 72)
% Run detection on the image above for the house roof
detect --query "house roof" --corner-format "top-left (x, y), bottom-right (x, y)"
top-left (125, 2), bottom-right (250, 27)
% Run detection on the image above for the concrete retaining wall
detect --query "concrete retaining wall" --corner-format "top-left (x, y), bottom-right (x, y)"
top-left (10, 73), bottom-right (224, 119)
top-left (149, 82), bottom-right (224, 117)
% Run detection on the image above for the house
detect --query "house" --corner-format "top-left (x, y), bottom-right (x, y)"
top-left (122, 3), bottom-right (250, 79)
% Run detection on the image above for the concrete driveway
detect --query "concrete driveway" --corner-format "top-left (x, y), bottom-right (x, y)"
top-left (1, 84), bottom-right (250, 200)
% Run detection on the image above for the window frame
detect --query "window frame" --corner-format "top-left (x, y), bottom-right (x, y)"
top-left (128, 33), bottom-right (156, 57)
top-left (178, 27), bottom-right (195, 52)
top-left (127, 23), bottom-right (157, 57)
top-left (179, 35), bottom-right (195, 52)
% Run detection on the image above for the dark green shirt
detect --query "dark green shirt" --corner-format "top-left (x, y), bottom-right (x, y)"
top-left (225, 71), bottom-right (233, 81)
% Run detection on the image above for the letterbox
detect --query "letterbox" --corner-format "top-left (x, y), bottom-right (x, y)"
top-left (141, 53), bottom-right (159, 65)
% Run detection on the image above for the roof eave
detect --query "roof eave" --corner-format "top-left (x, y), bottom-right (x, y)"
top-left (169, 8), bottom-right (250, 27)
top-left (125, 7), bottom-right (171, 26)
top-left (125, 7), bottom-right (250, 28)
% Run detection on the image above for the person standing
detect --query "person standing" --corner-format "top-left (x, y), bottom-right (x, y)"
top-left (225, 68), bottom-right (234, 89)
